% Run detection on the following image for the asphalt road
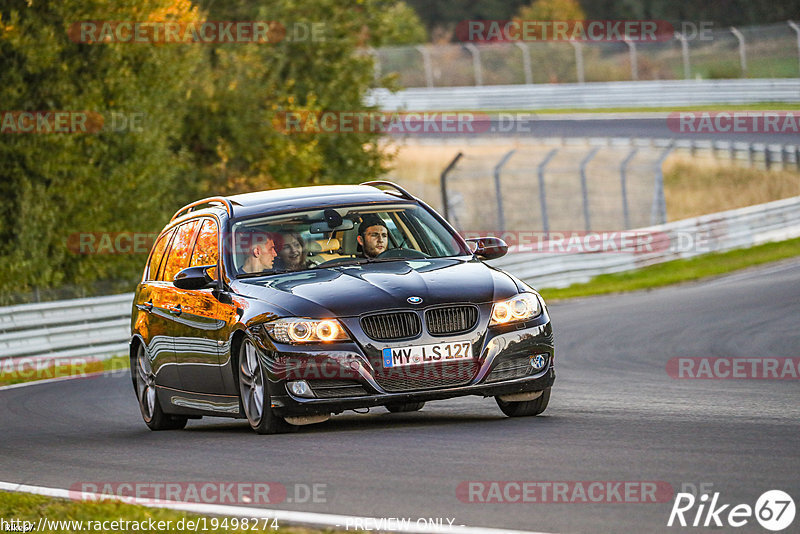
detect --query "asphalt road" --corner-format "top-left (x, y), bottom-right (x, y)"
top-left (393, 115), bottom-right (800, 144)
top-left (2, 260), bottom-right (799, 533)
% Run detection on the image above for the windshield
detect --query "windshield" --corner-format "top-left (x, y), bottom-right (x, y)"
top-left (229, 203), bottom-right (468, 277)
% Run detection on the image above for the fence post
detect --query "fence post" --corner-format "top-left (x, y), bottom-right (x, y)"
top-left (440, 152), bottom-right (463, 222)
top-left (623, 37), bottom-right (638, 81)
top-left (416, 45), bottom-right (434, 88)
top-left (620, 147), bottom-right (638, 229)
top-left (652, 144), bottom-right (673, 225)
top-left (675, 33), bottom-right (691, 79)
top-left (579, 147), bottom-right (600, 231)
top-left (570, 41), bottom-right (585, 83)
top-left (366, 47), bottom-right (381, 82)
top-left (789, 21), bottom-right (800, 76)
top-left (730, 27), bottom-right (747, 77)
top-left (537, 149), bottom-right (558, 236)
top-left (515, 42), bottom-right (533, 84)
top-left (464, 43), bottom-right (483, 86)
top-left (493, 150), bottom-right (516, 232)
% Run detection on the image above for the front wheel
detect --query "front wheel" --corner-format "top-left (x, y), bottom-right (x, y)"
top-left (238, 338), bottom-right (297, 434)
top-left (133, 344), bottom-right (187, 430)
top-left (495, 388), bottom-right (550, 417)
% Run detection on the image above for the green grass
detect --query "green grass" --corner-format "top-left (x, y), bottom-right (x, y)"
top-left (0, 492), bottom-right (350, 533)
top-left (0, 355), bottom-right (129, 387)
top-left (540, 237), bottom-right (800, 301)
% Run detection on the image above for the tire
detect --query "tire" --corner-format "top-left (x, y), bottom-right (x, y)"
top-left (133, 344), bottom-right (188, 431)
top-left (495, 387), bottom-right (550, 417)
top-left (238, 338), bottom-right (297, 434)
top-left (385, 401), bottom-right (425, 413)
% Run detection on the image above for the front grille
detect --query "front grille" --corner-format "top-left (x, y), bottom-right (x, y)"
top-left (425, 306), bottom-right (479, 336)
top-left (306, 379), bottom-right (368, 398)
top-left (375, 360), bottom-right (479, 392)
top-left (361, 311), bottom-right (421, 340)
top-left (485, 353), bottom-right (544, 383)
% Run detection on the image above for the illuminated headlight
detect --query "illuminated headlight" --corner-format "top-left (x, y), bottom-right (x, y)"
top-left (265, 318), bottom-right (350, 344)
top-left (490, 293), bottom-right (542, 326)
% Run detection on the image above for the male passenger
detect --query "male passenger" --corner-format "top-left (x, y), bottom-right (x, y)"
top-left (357, 214), bottom-right (389, 258)
top-left (238, 229), bottom-right (278, 273)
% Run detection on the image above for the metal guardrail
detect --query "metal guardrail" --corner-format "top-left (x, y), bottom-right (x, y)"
top-left (367, 79), bottom-right (800, 111)
top-left (1, 195), bottom-right (799, 363)
top-left (0, 293), bottom-right (132, 362)
top-left (489, 195), bottom-right (800, 288)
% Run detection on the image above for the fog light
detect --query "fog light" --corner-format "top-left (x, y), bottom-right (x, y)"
top-left (530, 353), bottom-right (548, 372)
top-left (288, 380), bottom-right (313, 398)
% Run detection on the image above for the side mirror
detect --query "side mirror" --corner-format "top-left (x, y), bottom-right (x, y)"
top-left (465, 237), bottom-right (508, 260)
top-left (174, 265), bottom-right (216, 290)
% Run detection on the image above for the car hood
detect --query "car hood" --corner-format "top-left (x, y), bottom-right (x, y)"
top-left (234, 258), bottom-right (519, 318)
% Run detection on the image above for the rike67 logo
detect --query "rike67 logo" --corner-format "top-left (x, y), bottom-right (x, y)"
top-left (668, 490), bottom-right (795, 531)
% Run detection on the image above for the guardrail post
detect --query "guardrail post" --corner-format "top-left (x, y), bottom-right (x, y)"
top-left (652, 144), bottom-right (673, 225)
top-left (620, 147), bottom-right (638, 229)
top-left (537, 149), bottom-right (558, 236)
top-left (570, 41), bottom-right (585, 83)
top-left (623, 38), bottom-right (638, 81)
top-left (416, 45), bottom-right (434, 88)
top-left (464, 43), bottom-right (483, 86)
top-left (730, 27), bottom-right (747, 77)
top-left (675, 33), bottom-right (691, 79)
top-left (515, 42), bottom-right (533, 84)
top-left (440, 152), bottom-right (463, 222)
top-left (579, 147), bottom-right (600, 231)
top-left (493, 150), bottom-right (516, 232)
top-left (789, 21), bottom-right (800, 76)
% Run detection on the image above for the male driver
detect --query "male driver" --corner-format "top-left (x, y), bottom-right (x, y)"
top-left (238, 229), bottom-right (278, 273)
top-left (357, 214), bottom-right (388, 258)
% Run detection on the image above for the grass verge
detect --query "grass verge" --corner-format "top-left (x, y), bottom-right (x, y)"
top-left (0, 492), bottom-right (347, 533)
top-left (0, 355), bottom-right (129, 387)
top-left (540, 237), bottom-right (800, 301)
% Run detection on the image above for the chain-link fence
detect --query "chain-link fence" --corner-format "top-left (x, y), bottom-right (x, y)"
top-left (435, 136), bottom-right (800, 236)
top-left (375, 22), bottom-right (800, 87)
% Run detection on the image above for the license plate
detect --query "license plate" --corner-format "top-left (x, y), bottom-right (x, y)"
top-left (382, 341), bottom-right (473, 368)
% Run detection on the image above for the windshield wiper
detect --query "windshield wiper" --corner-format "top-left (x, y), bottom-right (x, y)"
top-left (236, 269), bottom-right (290, 279)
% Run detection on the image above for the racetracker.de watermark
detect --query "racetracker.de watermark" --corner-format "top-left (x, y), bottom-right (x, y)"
top-left (68, 481), bottom-right (327, 505)
top-left (457, 481), bottom-right (674, 503)
top-left (456, 20), bottom-right (676, 42)
top-left (667, 112), bottom-right (800, 134)
top-left (461, 230), bottom-right (712, 255)
top-left (0, 355), bottom-right (123, 382)
top-left (666, 357), bottom-right (800, 379)
top-left (68, 21), bottom-right (284, 44)
top-left (1, 111), bottom-right (145, 134)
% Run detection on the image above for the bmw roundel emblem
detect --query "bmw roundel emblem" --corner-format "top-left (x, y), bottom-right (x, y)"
top-left (407, 296), bottom-right (423, 304)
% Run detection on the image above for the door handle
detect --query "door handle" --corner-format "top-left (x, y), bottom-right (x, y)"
top-left (137, 301), bottom-right (153, 312)
top-left (167, 304), bottom-right (182, 316)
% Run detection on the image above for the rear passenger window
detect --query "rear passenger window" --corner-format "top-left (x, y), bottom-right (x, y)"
top-left (145, 228), bottom-right (176, 281)
top-left (161, 220), bottom-right (200, 282)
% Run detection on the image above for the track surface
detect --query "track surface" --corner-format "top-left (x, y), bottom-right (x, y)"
top-left (2, 261), bottom-right (799, 533)
top-left (398, 116), bottom-right (800, 144)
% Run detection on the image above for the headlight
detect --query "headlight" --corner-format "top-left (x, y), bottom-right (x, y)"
top-left (265, 318), bottom-right (350, 344)
top-left (489, 293), bottom-right (542, 326)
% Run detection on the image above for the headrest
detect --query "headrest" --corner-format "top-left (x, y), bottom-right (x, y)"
top-left (307, 238), bottom-right (341, 253)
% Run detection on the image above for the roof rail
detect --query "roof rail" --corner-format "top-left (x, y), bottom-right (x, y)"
top-left (360, 180), bottom-right (416, 200)
top-left (170, 196), bottom-right (234, 222)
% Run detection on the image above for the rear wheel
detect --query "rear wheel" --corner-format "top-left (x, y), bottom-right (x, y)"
top-left (495, 388), bottom-right (550, 417)
top-left (238, 338), bottom-right (297, 434)
top-left (385, 401), bottom-right (425, 413)
top-left (133, 344), bottom-right (187, 430)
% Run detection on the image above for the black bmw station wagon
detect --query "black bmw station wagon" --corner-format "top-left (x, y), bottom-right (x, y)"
top-left (130, 182), bottom-right (555, 433)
